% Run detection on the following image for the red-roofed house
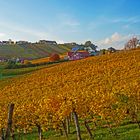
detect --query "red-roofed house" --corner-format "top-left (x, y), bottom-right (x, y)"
top-left (68, 51), bottom-right (89, 60)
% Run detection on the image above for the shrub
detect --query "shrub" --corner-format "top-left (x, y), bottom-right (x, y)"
top-left (49, 54), bottom-right (60, 62)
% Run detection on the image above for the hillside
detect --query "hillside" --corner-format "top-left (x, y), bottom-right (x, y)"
top-left (0, 49), bottom-right (140, 139)
top-left (0, 43), bottom-right (72, 59)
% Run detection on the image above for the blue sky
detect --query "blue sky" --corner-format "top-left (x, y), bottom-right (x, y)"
top-left (0, 0), bottom-right (140, 49)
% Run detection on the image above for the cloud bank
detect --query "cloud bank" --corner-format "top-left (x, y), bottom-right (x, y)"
top-left (97, 32), bottom-right (133, 49)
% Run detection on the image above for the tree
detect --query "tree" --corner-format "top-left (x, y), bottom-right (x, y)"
top-left (49, 54), bottom-right (60, 62)
top-left (124, 37), bottom-right (139, 50)
top-left (108, 47), bottom-right (116, 53)
top-left (85, 41), bottom-right (92, 47)
top-left (84, 41), bottom-right (97, 51)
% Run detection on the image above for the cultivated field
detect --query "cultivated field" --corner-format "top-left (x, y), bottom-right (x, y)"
top-left (0, 44), bottom-right (71, 59)
top-left (0, 48), bottom-right (140, 140)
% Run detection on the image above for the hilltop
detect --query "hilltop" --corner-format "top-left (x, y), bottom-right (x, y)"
top-left (0, 37), bottom-right (139, 61)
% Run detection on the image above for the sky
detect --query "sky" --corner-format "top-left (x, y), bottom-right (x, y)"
top-left (0, 0), bottom-right (140, 49)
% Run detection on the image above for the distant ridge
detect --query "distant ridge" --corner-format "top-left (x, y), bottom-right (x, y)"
top-left (0, 43), bottom-right (72, 59)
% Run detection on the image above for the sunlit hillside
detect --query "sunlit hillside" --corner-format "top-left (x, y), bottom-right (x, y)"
top-left (0, 48), bottom-right (140, 139)
top-left (0, 44), bottom-right (71, 59)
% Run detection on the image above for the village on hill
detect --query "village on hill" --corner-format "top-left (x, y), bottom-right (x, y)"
top-left (1, 0), bottom-right (140, 139)
top-left (0, 37), bottom-right (140, 66)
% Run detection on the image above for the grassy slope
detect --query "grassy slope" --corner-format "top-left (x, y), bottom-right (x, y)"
top-left (11, 121), bottom-right (140, 140)
top-left (0, 44), bottom-right (72, 59)
top-left (1, 65), bottom-right (47, 77)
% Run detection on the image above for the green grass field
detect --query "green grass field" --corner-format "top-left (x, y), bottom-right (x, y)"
top-left (10, 122), bottom-right (140, 140)
top-left (0, 65), bottom-right (47, 78)
top-left (0, 61), bottom-right (64, 79)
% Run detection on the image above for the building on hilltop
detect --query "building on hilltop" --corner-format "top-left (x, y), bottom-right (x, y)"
top-left (8, 39), bottom-right (14, 44)
top-left (0, 39), bottom-right (14, 45)
top-left (68, 45), bottom-right (90, 60)
top-left (68, 51), bottom-right (90, 61)
top-left (16, 41), bottom-right (29, 45)
top-left (38, 40), bottom-right (57, 45)
top-left (64, 42), bottom-right (77, 46)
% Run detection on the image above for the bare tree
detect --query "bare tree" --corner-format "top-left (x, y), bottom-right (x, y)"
top-left (124, 37), bottom-right (139, 50)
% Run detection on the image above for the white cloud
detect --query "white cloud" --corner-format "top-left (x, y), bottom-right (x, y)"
top-left (99, 32), bottom-right (122, 45)
top-left (105, 32), bottom-right (121, 44)
top-left (97, 32), bottom-right (132, 49)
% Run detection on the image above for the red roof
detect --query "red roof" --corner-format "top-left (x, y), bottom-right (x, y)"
top-left (68, 51), bottom-right (89, 60)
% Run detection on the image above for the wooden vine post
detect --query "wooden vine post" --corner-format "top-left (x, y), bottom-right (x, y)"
top-left (73, 109), bottom-right (82, 140)
top-left (5, 103), bottom-right (15, 140)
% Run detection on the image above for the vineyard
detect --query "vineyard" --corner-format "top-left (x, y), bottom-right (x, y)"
top-left (0, 44), bottom-right (71, 59)
top-left (0, 48), bottom-right (140, 140)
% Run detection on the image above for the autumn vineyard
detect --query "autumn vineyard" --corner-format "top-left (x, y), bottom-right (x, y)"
top-left (0, 48), bottom-right (140, 140)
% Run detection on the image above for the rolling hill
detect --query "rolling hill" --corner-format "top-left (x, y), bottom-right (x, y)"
top-left (0, 43), bottom-right (72, 59)
top-left (0, 48), bottom-right (140, 139)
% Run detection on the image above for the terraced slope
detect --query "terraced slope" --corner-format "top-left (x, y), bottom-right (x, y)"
top-left (0, 43), bottom-right (72, 59)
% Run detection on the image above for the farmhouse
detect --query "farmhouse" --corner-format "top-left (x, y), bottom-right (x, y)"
top-left (68, 50), bottom-right (89, 60)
